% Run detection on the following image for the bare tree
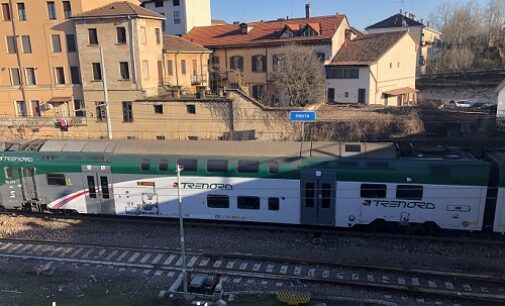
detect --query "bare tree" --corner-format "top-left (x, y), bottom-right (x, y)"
top-left (267, 44), bottom-right (326, 107)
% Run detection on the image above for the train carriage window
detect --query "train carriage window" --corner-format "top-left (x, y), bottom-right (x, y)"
top-left (305, 182), bottom-right (315, 207)
top-left (207, 159), bottom-right (228, 173)
top-left (321, 183), bottom-right (332, 208)
top-left (87, 175), bottom-right (97, 198)
top-left (237, 160), bottom-right (259, 173)
top-left (396, 185), bottom-right (423, 200)
top-left (345, 144), bottom-right (361, 152)
top-left (23, 168), bottom-right (34, 177)
top-left (46, 174), bottom-right (66, 186)
top-left (177, 159), bottom-right (198, 172)
top-left (207, 195), bottom-right (229, 208)
top-left (238, 196), bottom-right (260, 210)
top-left (360, 184), bottom-right (387, 198)
top-left (268, 161), bottom-right (279, 174)
top-left (268, 197), bottom-right (280, 211)
top-left (100, 176), bottom-right (110, 199)
top-left (4, 167), bottom-right (13, 179)
top-left (140, 159), bottom-right (150, 171)
top-left (158, 159), bottom-right (168, 171)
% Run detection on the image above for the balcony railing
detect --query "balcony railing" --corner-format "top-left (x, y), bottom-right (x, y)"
top-left (0, 116), bottom-right (87, 127)
top-left (191, 74), bottom-right (208, 86)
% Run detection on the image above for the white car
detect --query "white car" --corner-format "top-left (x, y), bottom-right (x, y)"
top-left (449, 100), bottom-right (474, 108)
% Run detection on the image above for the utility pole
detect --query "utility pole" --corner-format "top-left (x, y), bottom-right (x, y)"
top-left (176, 164), bottom-right (188, 299)
top-left (99, 47), bottom-right (113, 140)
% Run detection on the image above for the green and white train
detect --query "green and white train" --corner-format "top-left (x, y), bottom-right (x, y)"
top-left (0, 139), bottom-right (504, 233)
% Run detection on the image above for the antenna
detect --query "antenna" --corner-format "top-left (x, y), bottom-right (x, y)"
top-left (291, 0), bottom-right (294, 19)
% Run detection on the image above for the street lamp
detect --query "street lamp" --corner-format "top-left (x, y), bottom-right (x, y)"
top-left (176, 163), bottom-right (188, 299)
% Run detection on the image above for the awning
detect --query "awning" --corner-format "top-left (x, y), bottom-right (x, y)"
top-left (383, 87), bottom-right (418, 96)
top-left (48, 97), bottom-right (72, 104)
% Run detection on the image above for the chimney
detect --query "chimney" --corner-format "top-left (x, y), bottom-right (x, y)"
top-left (305, 3), bottom-right (311, 19)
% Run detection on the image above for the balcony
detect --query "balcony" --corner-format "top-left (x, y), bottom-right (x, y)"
top-left (191, 74), bottom-right (208, 86)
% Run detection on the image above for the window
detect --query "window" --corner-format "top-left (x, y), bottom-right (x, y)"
top-left (66, 34), bottom-right (76, 52)
top-left (174, 11), bottom-right (181, 24)
top-left (70, 66), bottom-right (81, 84)
top-left (238, 160), bottom-right (259, 173)
top-left (158, 159), bottom-right (168, 171)
top-left (207, 159), bottom-right (228, 173)
top-left (156, 136), bottom-right (166, 140)
top-left (345, 92), bottom-right (349, 98)
top-left (207, 195), bottom-right (229, 209)
top-left (55, 67), bottom-right (65, 84)
top-left (119, 62), bottom-right (130, 80)
top-left (390, 62), bottom-right (392, 69)
top-left (173, 0), bottom-right (180, 6)
top-left (25, 68), bottom-right (36, 85)
top-left (4, 167), bottom-right (13, 179)
top-left (321, 183), bottom-right (332, 208)
top-left (252, 85), bottom-right (264, 100)
top-left (251, 55), bottom-right (266, 72)
top-left (95, 101), bottom-right (106, 122)
top-left (21, 35), bottom-right (32, 53)
top-left (192, 59), bottom-right (197, 75)
top-left (186, 104), bottom-right (195, 114)
top-left (153, 104), bottom-right (163, 114)
top-left (87, 176), bottom-right (96, 198)
top-left (396, 185), bottom-right (423, 200)
top-left (88, 28), bottom-right (98, 45)
top-left (16, 101), bottom-right (26, 116)
top-left (326, 68), bottom-right (359, 79)
top-left (6, 36), bottom-right (17, 54)
top-left (188, 136), bottom-right (198, 141)
top-left (116, 27), bottom-right (126, 44)
top-left (92, 63), bottom-right (102, 81)
top-left (9, 68), bottom-right (20, 86)
top-left (316, 52), bottom-right (326, 63)
top-left (17, 3), bottom-right (26, 21)
top-left (122, 101), bottom-right (133, 122)
top-left (177, 159), bottom-right (197, 172)
top-left (268, 161), bottom-right (279, 174)
top-left (31, 100), bottom-right (40, 117)
top-left (140, 159), bottom-right (150, 171)
top-left (211, 56), bottom-right (220, 66)
top-left (327, 88), bottom-right (335, 102)
top-left (47, 174), bottom-right (66, 186)
top-left (268, 197), bottom-right (280, 211)
top-left (230, 56), bottom-right (243, 71)
top-left (161, 13), bottom-right (166, 31)
top-left (155, 28), bottom-right (161, 44)
top-left (167, 60), bottom-right (173, 76)
top-left (140, 26), bottom-right (146, 44)
top-left (345, 144), bottom-right (361, 152)
top-left (47, 1), bottom-right (56, 19)
top-left (2, 3), bottom-right (11, 21)
top-left (155, 0), bottom-right (164, 7)
top-left (238, 196), bottom-right (260, 210)
top-left (74, 99), bottom-right (85, 117)
top-left (51, 34), bottom-right (61, 52)
top-left (142, 60), bottom-right (149, 79)
top-left (99, 176), bottom-right (110, 199)
top-left (63, 1), bottom-right (71, 18)
top-left (360, 184), bottom-right (387, 198)
top-left (181, 59), bottom-right (186, 75)
top-left (272, 54), bottom-right (283, 71)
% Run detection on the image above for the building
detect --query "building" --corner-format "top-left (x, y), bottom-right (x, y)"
top-left (72, 1), bottom-right (165, 138)
top-left (140, 0), bottom-right (211, 35)
top-left (497, 79), bottom-right (505, 130)
top-left (325, 31), bottom-right (418, 106)
top-left (365, 12), bottom-right (441, 76)
top-left (0, 0), bottom-right (138, 131)
top-left (163, 35), bottom-right (211, 92)
top-left (184, 9), bottom-right (351, 99)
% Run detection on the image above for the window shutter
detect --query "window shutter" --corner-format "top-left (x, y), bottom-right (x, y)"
top-left (252, 56), bottom-right (257, 72)
top-left (262, 55), bottom-right (267, 72)
top-left (238, 56), bottom-right (243, 71)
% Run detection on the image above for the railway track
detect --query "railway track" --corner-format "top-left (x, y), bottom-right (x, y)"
top-left (0, 237), bottom-right (503, 304)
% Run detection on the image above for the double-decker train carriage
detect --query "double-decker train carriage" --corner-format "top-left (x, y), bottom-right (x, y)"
top-left (0, 139), bottom-right (503, 233)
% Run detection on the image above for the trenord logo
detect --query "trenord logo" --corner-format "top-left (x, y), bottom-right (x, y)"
top-left (363, 199), bottom-right (436, 209)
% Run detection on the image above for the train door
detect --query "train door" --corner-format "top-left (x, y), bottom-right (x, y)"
top-left (81, 166), bottom-right (115, 214)
top-left (20, 167), bottom-right (38, 201)
top-left (300, 170), bottom-right (336, 225)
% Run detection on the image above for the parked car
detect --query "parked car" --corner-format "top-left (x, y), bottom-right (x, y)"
top-left (448, 100), bottom-right (474, 108)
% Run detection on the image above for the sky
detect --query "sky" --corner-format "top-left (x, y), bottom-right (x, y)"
top-left (210, 0), bottom-right (489, 30)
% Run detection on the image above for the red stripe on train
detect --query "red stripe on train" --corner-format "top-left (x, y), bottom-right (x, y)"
top-left (51, 190), bottom-right (87, 209)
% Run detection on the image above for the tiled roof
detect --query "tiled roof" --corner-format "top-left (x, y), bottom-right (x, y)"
top-left (329, 31), bottom-right (409, 65)
top-left (72, 1), bottom-right (165, 19)
top-left (184, 14), bottom-right (346, 48)
top-left (366, 13), bottom-right (424, 30)
top-left (163, 35), bottom-right (210, 53)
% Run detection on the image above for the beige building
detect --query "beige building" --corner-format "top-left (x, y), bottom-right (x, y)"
top-left (326, 31), bottom-right (418, 106)
top-left (365, 12), bottom-right (441, 76)
top-left (71, 1), bottom-right (165, 138)
top-left (184, 11), bottom-right (351, 99)
top-left (497, 79), bottom-right (505, 129)
top-left (163, 35), bottom-right (210, 93)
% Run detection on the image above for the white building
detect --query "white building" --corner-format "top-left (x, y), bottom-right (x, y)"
top-left (140, 0), bottom-right (211, 35)
top-left (497, 79), bottom-right (505, 129)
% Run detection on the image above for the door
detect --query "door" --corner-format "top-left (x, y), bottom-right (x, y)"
top-left (82, 166), bottom-right (115, 214)
top-left (358, 88), bottom-right (366, 104)
top-left (301, 170), bottom-right (336, 225)
top-left (20, 167), bottom-right (37, 201)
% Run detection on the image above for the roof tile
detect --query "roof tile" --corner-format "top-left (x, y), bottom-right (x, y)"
top-left (163, 35), bottom-right (210, 53)
top-left (72, 1), bottom-right (165, 19)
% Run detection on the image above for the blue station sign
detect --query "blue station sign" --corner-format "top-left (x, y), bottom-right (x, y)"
top-left (290, 111), bottom-right (317, 122)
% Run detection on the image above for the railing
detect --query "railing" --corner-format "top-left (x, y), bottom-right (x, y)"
top-left (0, 116), bottom-right (87, 127)
top-left (191, 74), bottom-right (208, 86)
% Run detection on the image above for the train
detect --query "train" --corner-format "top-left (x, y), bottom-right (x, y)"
top-left (0, 139), bottom-right (504, 233)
